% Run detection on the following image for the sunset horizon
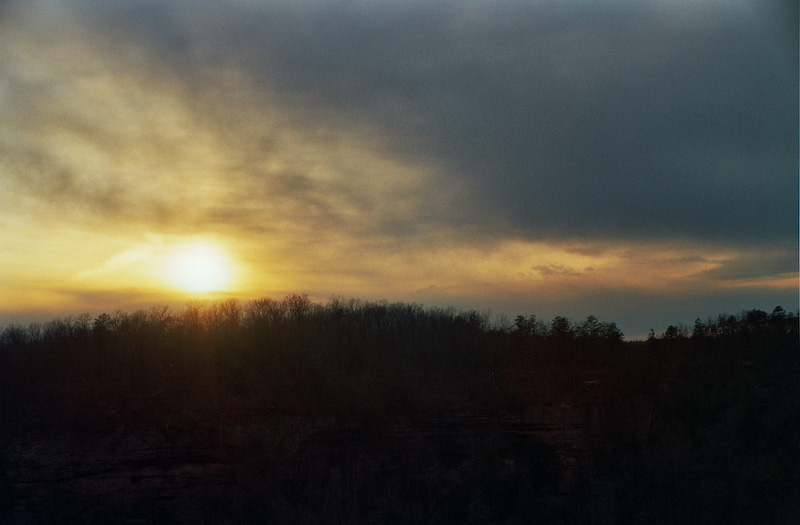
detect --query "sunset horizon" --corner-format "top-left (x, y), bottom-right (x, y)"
top-left (1, 2), bottom-right (798, 521)
top-left (1, 0), bottom-right (797, 340)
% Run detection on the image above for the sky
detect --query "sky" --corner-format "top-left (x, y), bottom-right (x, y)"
top-left (0, 0), bottom-right (797, 339)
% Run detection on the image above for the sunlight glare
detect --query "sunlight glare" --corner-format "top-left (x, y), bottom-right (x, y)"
top-left (167, 241), bottom-right (233, 293)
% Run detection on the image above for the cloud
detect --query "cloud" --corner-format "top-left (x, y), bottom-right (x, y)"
top-left (108, 0), bottom-right (794, 245)
top-left (4, 0), bottom-right (795, 247)
top-left (693, 248), bottom-right (799, 284)
top-left (531, 264), bottom-right (583, 278)
top-left (0, 0), bottom-right (796, 337)
top-left (1, 1), bottom-right (467, 245)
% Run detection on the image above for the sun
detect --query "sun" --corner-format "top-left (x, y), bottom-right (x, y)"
top-left (167, 241), bottom-right (233, 293)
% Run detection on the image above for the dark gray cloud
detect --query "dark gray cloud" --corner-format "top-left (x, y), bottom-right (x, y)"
top-left (94, 1), bottom-right (793, 243)
top-left (14, 1), bottom-right (794, 247)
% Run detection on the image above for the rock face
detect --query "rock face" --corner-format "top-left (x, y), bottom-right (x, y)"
top-left (2, 396), bottom-right (653, 524)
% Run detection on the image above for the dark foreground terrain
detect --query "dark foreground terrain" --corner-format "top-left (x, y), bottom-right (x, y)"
top-left (1, 297), bottom-right (798, 523)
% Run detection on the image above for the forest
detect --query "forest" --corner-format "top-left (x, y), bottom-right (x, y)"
top-left (1, 296), bottom-right (798, 523)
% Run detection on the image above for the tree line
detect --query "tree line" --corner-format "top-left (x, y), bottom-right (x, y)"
top-left (0, 295), bottom-right (630, 353)
top-left (1, 295), bottom-right (794, 418)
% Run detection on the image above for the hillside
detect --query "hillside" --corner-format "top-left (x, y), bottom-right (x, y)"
top-left (1, 297), bottom-right (798, 523)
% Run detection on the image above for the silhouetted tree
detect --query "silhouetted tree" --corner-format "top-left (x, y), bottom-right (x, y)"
top-left (549, 316), bottom-right (573, 340)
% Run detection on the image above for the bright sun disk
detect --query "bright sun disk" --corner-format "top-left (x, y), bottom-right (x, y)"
top-left (167, 241), bottom-right (232, 293)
